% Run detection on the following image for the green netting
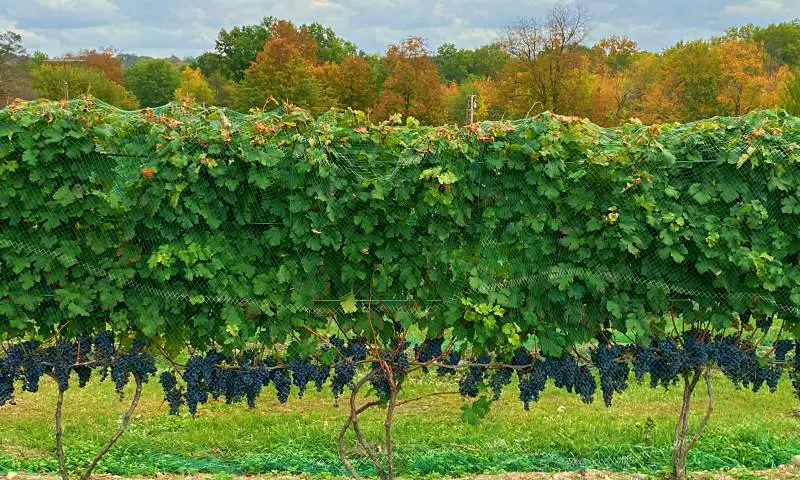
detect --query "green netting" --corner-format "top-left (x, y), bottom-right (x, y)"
top-left (0, 98), bottom-right (799, 351)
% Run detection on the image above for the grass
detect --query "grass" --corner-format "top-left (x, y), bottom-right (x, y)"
top-left (0, 371), bottom-right (799, 478)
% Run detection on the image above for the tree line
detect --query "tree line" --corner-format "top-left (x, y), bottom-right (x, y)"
top-left (3, 4), bottom-right (800, 124)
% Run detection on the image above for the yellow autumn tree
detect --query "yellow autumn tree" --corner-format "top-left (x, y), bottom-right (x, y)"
top-left (175, 67), bottom-right (214, 104)
top-left (714, 39), bottom-right (786, 116)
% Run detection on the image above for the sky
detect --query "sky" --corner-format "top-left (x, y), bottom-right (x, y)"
top-left (1, 0), bottom-right (799, 58)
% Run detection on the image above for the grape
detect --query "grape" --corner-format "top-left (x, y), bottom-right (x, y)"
top-left (575, 365), bottom-right (596, 404)
top-left (592, 344), bottom-right (629, 407)
top-left (511, 348), bottom-right (533, 369)
top-left (0, 361), bottom-right (14, 406)
top-left (650, 339), bottom-right (681, 389)
top-left (774, 339), bottom-right (793, 362)
top-left (370, 346), bottom-right (411, 399)
top-left (289, 359), bottom-right (316, 398)
top-left (314, 363), bottom-right (330, 392)
top-left (93, 331), bottom-right (115, 359)
top-left (329, 336), bottom-right (346, 355)
top-left (437, 350), bottom-right (460, 376)
top-left (765, 366), bottom-right (782, 393)
top-left (416, 338), bottom-right (444, 363)
top-left (183, 355), bottom-right (211, 415)
top-left (790, 363), bottom-right (800, 401)
top-left (755, 315), bottom-right (773, 333)
top-left (632, 344), bottom-right (654, 382)
top-left (347, 338), bottom-right (368, 362)
top-left (159, 371), bottom-right (184, 415)
top-left (458, 354), bottom-right (489, 398)
top-left (331, 361), bottom-right (356, 399)
top-left (681, 332), bottom-right (710, 371)
top-left (489, 367), bottom-right (513, 400)
top-left (21, 356), bottom-right (46, 393)
top-left (545, 354), bottom-right (578, 392)
top-left (518, 360), bottom-right (547, 410)
top-left (272, 367), bottom-right (291, 403)
top-left (74, 365), bottom-right (92, 388)
top-left (714, 336), bottom-right (746, 385)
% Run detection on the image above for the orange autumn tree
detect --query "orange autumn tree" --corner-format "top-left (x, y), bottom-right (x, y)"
top-left (376, 37), bottom-right (447, 124)
top-left (234, 20), bottom-right (323, 112)
top-left (60, 48), bottom-right (123, 84)
top-left (714, 39), bottom-right (787, 116)
top-left (316, 55), bottom-right (376, 112)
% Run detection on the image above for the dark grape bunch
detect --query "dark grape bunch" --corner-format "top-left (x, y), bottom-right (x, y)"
top-left (458, 354), bottom-right (490, 398)
top-left (160, 349), bottom-right (337, 414)
top-left (0, 333), bottom-right (156, 407)
top-left (592, 343), bottom-right (630, 407)
top-left (5, 331), bottom-right (794, 419)
top-left (518, 360), bottom-right (547, 410)
top-left (370, 344), bottom-right (411, 398)
top-left (437, 350), bottom-right (461, 376)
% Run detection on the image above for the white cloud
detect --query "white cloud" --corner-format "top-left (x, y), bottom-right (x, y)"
top-left (725, 0), bottom-right (796, 15)
top-left (0, 0), bottom-right (799, 58)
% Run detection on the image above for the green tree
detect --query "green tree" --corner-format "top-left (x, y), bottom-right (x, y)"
top-left (300, 22), bottom-right (357, 63)
top-left (663, 40), bottom-right (721, 119)
top-left (435, 43), bottom-right (470, 83)
top-left (31, 62), bottom-right (139, 109)
top-left (469, 43), bottom-right (510, 78)
top-left (192, 51), bottom-right (230, 78)
top-left (123, 59), bottom-right (181, 107)
top-left (726, 21), bottom-right (800, 67)
top-left (215, 17), bottom-right (275, 80)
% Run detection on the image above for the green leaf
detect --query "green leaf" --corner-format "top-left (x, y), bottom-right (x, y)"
top-left (460, 395), bottom-right (491, 425)
top-left (340, 293), bottom-right (357, 314)
top-left (606, 299), bottom-right (623, 319)
top-left (52, 186), bottom-right (77, 206)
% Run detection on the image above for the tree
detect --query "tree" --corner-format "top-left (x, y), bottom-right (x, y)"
top-left (0, 31), bottom-right (26, 100)
top-left (726, 21), bottom-right (800, 68)
top-left (123, 59), bottom-right (181, 107)
top-left (781, 69), bottom-right (800, 114)
top-left (592, 36), bottom-right (639, 73)
top-left (31, 62), bottom-right (139, 109)
top-left (60, 48), bottom-right (123, 84)
top-left (317, 55), bottom-right (376, 112)
top-left (662, 41), bottom-right (721, 120)
top-left (435, 43), bottom-right (510, 83)
top-left (469, 43), bottom-right (510, 79)
top-left (192, 51), bottom-right (230, 78)
top-left (233, 20), bottom-right (323, 112)
top-left (300, 23), bottom-right (357, 64)
top-left (175, 67), bottom-right (214, 104)
top-left (215, 17), bottom-right (275, 80)
top-left (502, 2), bottom-right (590, 113)
top-left (714, 39), bottom-right (785, 116)
top-left (435, 43), bottom-right (470, 83)
top-left (375, 37), bottom-right (447, 124)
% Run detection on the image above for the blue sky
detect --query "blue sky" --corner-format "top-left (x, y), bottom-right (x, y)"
top-left (1, 0), bottom-right (799, 58)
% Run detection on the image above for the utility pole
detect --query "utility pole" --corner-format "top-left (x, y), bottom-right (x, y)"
top-left (468, 94), bottom-right (476, 124)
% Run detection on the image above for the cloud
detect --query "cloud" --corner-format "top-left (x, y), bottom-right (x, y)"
top-left (0, 0), bottom-right (798, 58)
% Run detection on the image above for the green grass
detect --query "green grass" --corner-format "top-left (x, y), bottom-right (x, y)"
top-left (0, 371), bottom-right (799, 478)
